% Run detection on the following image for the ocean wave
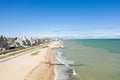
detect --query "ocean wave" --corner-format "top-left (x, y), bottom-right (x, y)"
top-left (53, 46), bottom-right (77, 80)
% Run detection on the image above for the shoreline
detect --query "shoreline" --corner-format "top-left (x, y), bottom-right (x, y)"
top-left (0, 41), bottom-right (61, 80)
top-left (24, 41), bottom-right (61, 80)
top-left (24, 48), bottom-right (55, 80)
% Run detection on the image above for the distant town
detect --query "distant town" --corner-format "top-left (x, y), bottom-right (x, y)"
top-left (0, 35), bottom-right (61, 55)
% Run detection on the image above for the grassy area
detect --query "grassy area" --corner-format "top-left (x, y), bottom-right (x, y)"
top-left (0, 44), bottom-right (48, 59)
top-left (42, 45), bottom-right (49, 48)
top-left (0, 48), bottom-right (34, 59)
top-left (15, 46), bottom-right (25, 50)
top-left (31, 51), bottom-right (40, 56)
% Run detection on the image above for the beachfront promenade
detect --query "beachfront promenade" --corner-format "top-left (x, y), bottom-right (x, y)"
top-left (0, 41), bottom-right (60, 80)
top-left (0, 47), bottom-right (41, 63)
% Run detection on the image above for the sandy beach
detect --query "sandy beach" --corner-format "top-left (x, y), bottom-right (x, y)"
top-left (0, 41), bottom-right (60, 80)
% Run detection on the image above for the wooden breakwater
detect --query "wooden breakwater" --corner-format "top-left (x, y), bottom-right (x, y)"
top-left (51, 63), bottom-right (84, 66)
top-left (43, 62), bottom-right (84, 67)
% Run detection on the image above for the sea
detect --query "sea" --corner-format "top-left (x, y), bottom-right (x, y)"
top-left (53, 39), bottom-right (120, 80)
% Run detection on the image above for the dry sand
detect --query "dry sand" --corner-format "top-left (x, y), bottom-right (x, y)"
top-left (0, 41), bottom-right (60, 80)
top-left (25, 48), bottom-right (55, 80)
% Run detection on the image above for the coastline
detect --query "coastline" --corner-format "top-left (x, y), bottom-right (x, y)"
top-left (24, 48), bottom-right (55, 80)
top-left (0, 41), bottom-right (61, 80)
top-left (24, 41), bottom-right (61, 80)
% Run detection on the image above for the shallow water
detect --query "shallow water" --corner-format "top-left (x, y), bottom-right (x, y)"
top-left (61, 39), bottom-right (120, 80)
top-left (53, 48), bottom-right (75, 80)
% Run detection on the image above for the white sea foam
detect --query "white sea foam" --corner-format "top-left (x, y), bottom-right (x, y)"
top-left (53, 45), bottom-right (77, 80)
top-left (73, 69), bottom-right (77, 75)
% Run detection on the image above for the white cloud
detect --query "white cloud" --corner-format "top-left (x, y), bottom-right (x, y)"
top-left (38, 29), bottom-right (120, 39)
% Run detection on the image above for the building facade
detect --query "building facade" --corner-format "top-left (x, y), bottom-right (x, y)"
top-left (0, 35), bottom-right (8, 51)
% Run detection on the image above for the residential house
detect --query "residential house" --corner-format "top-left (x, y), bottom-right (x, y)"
top-left (0, 35), bottom-right (8, 51)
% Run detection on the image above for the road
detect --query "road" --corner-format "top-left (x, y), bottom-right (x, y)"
top-left (0, 46), bottom-right (48, 80)
top-left (0, 47), bottom-right (42, 63)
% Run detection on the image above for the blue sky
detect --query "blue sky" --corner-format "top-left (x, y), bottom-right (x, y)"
top-left (0, 0), bottom-right (120, 38)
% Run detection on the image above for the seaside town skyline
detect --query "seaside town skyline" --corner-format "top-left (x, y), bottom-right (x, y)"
top-left (0, 34), bottom-right (61, 54)
top-left (0, 0), bottom-right (120, 38)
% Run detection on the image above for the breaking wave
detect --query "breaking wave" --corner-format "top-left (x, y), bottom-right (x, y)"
top-left (53, 44), bottom-right (77, 80)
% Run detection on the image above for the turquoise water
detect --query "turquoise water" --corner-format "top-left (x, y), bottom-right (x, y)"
top-left (62, 39), bottom-right (120, 80)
